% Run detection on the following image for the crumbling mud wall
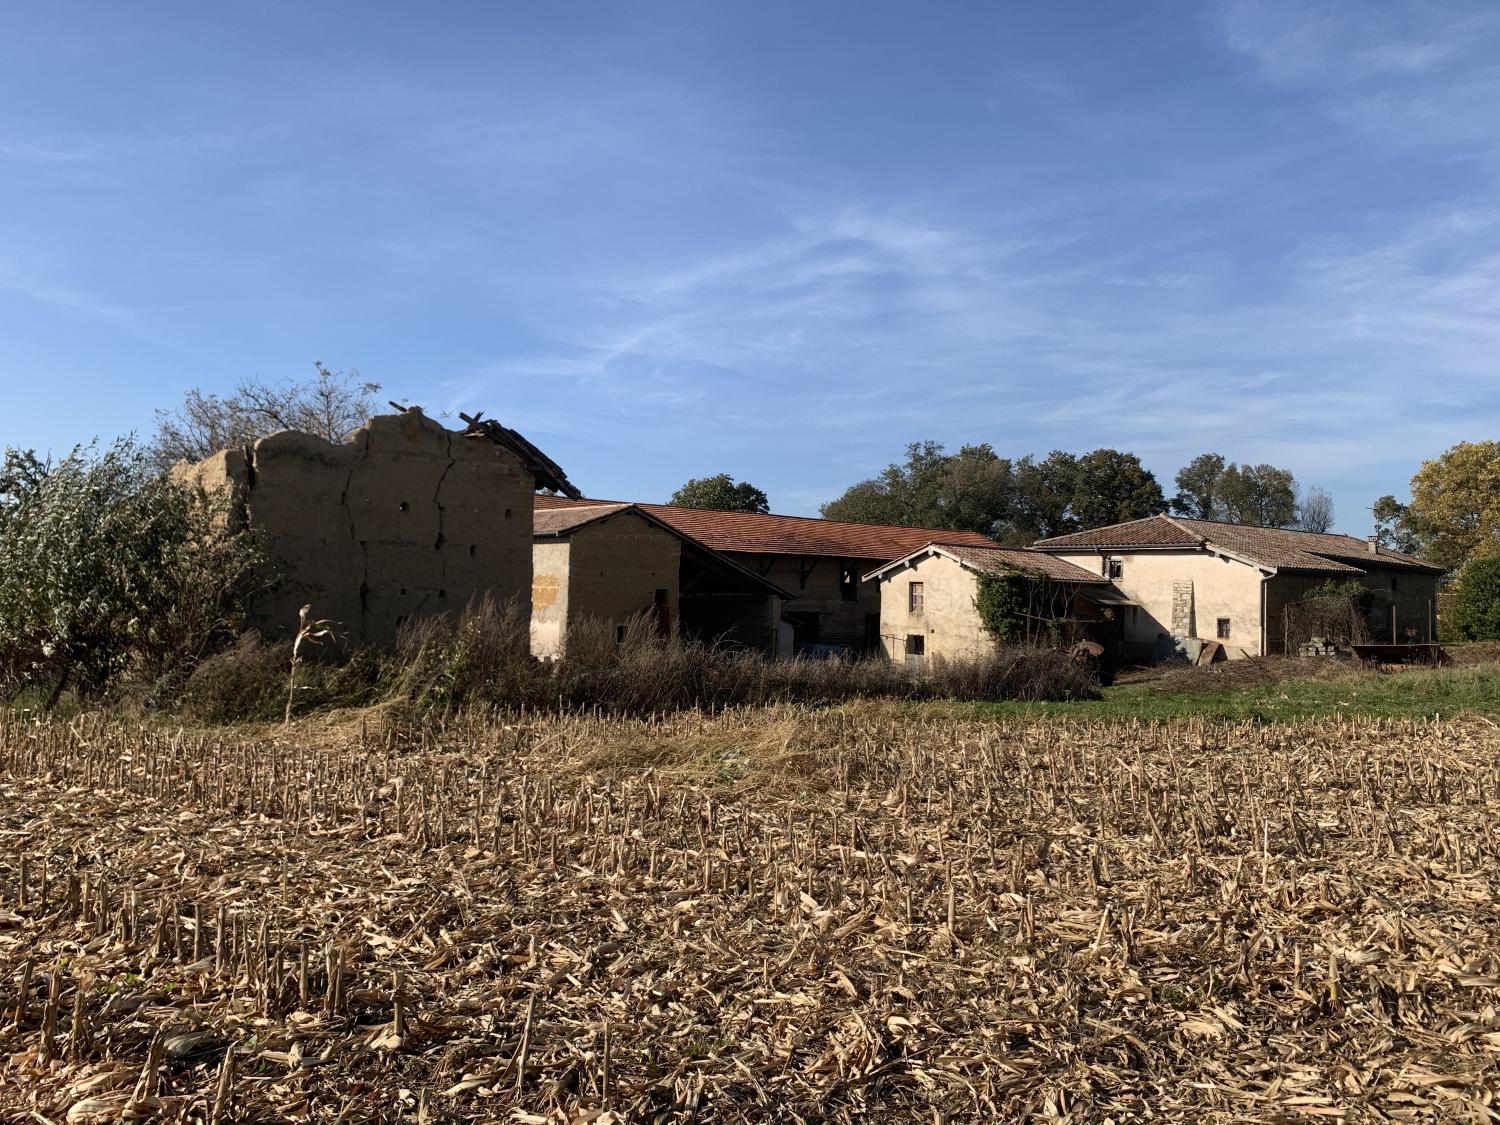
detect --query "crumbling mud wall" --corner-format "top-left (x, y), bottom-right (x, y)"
top-left (182, 411), bottom-right (534, 644)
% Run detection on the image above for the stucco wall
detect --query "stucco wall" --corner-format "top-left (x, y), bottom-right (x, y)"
top-left (876, 553), bottom-right (995, 665)
top-left (732, 553), bottom-right (878, 650)
top-left (181, 411), bottom-right (535, 645)
top-left (566, 512), bottom-right (682, 636)
top-left (530, 541), bottom-right (571, 659)
top-left (1050, 549), bottom-right (1267, 658)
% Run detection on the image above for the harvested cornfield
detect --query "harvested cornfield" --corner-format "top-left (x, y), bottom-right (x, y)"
top-left (2, 707), bottom-right (1499, 1123)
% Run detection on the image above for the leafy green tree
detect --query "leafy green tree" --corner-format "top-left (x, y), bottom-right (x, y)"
top-left (821, 443), bottom-right (1162, 542)
top-left (1219, 463), bottom-right (1297, 527)
top-left (1170, 453), bottom-right (1227, 519)
top-left (1007, 451), bottom-right (1078, 541)
top-left (1070, 449), bottom-right (1164, 529)
top-left (1455, 554), bottom-right (1500, 640)
top-left (1171, 453), bottom-right (1306, 527)
top-left (821, 442), bottom-right (1012, 533)
top-left (669, 474), bottom-right (771, 513)
top-left (150, 362), bottom-right (381, 470)
top-left (1372, 494), bottom-right (1427, 555)
top-left (0, 439), bottom-right (266, 702)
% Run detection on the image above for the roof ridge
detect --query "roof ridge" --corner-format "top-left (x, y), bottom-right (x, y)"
top-left (635, 500), bottom-right (994, 539)
top-left (1158, 512), bottom-right (1208, 544)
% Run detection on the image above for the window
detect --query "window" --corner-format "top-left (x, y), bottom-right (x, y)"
top-left (1106, 558), bottom-right (1124, 580)
top-left (840, 562), bottom-right (860, 601)
top-left (615, 624), bottom-right (627, 643)
top-left (1216, 617), bottom-right (1231, 639)
top-left (905, 634), bottom-right (925, 656)
top-left (1390, 576), bottom-right (1399, 592)
top-left (909, 581), bottom-right (924, 613)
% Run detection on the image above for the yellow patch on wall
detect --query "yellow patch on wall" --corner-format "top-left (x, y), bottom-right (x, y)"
top-left (533, 574), bottom-right (562, 610)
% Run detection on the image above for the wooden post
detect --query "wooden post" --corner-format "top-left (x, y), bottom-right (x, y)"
top-left (1390, 604), bottom-right (1396, 644)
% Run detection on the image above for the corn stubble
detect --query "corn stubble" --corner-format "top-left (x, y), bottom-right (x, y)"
top-left (1, 707), bottom-right (1498, 1123)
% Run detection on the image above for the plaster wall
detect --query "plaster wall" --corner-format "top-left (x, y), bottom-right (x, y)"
top-left (876, 553), bottom-right (995, 665)
top-left (1050, 549), bottom-right (1267, 658)
top-left (530, 541), bottom-right (571, 659)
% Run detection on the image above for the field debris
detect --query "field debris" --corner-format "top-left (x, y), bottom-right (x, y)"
top-left (2, 706), bottom-right (1499, 1122)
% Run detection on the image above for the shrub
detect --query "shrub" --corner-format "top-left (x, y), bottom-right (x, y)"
top-left (0, 439), bottom-right (267, 703)
top-left (1455, 554), bottom-right (1500, 641)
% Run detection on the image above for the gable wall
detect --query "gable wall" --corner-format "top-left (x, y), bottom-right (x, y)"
top-left (876, 553), bottom-right (993, 664)
top-left (566, 512), bottom-right (681, 637)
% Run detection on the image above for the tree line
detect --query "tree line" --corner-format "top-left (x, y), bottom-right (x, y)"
top-left (677, 446), bottom-right (1335, 542)
top-left (792, 443), bottom-right (1327, 542)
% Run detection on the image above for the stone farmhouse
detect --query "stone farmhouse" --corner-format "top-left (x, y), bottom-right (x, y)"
top-left (865, 543), bottom-right (1130, 668)
top-left (1031, 514), bottom-right (1444, 659)
top-left (530, 502), bottom-right (790, 658)
top-left (179, 410), bottom-right (1445, 668)
top-left (179, 409), bottom-right (577, 644)
top-left (534, 496), bottom-right (993, 656)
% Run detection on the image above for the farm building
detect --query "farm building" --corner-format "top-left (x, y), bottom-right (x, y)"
top-left (178, 409), bottom-right (577, 644)
top-left (1032, 514), bottom-right (1444, 660)
top-left (531, 503), bottom-right (790, 658)
top-left (535, 496), bottom-right (994, 655)
top-left (865, 543), bottom-right (1126, 668)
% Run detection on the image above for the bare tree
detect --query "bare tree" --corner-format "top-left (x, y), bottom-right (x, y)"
top-left (150, 362), bottom-right (381, 470)
top-left (1295, 485), bottom-right (1335, 533)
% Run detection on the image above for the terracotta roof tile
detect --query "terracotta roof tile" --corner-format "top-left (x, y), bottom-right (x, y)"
top-left (532, 503), bottom-right (630, 536)
top-left (937, 544), bottom-right (1111, 583)
top-left (1034, 514), bottom-right (1444, 574)
top-left (534, 495), bottom-right (996, 560)
top-left (1032, 516), bottom-right (1203, 550)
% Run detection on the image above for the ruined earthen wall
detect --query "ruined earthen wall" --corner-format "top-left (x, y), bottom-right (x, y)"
top-left (183, 412), bottom-right (534, 644)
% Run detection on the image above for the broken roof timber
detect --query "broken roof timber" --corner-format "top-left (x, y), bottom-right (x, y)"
top-left (459, 411), bottom-right (581, 499)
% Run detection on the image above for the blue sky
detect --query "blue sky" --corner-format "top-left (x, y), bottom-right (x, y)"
top-left (3, 2), bottom-right (1498, 530)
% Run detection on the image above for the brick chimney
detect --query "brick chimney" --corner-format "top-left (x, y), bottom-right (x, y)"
top-left (1368, 535), bottom-right (1379, 554)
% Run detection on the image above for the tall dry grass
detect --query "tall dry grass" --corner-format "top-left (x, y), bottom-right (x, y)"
top-left (178, 597), bottom-right (1095, 722)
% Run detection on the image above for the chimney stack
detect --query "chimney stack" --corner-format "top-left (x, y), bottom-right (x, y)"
top-left (1368, 535), bottom-right (1379, 554)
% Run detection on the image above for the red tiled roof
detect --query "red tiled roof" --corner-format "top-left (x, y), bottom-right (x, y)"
top-left (938, 544), bottom-right (1111, 583)
top-left (865, 542), bottom-right (1109, 584)
top-left (1032, 516), bottom-right (1203, 550)
top-left (1033, 514), bottom-right (1444, 574)
top-left (534, 495), bottom-right (995, 560)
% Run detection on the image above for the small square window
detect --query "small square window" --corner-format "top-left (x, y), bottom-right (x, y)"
top-left (905, 634), bottom-right (925, 655)
top-left (1106, 558), bottom-right (1124, 580)
top-left (1216, 617), bottom-right (1231, 639)
top-left (908, 581), bottom-right (924, 613)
